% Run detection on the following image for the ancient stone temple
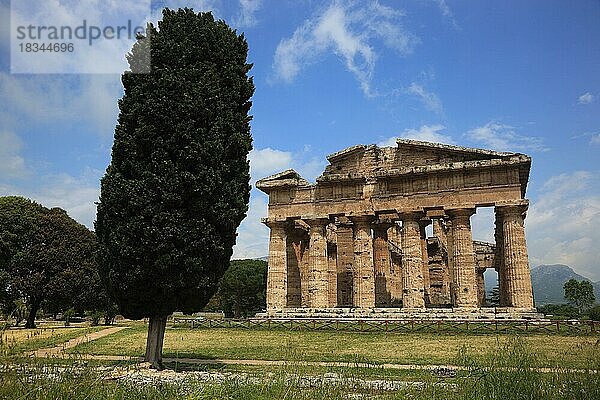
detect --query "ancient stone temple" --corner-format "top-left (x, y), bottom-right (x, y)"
top-left (256, 139), bottom-right (537, 318)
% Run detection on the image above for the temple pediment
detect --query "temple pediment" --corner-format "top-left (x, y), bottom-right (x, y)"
top-left (256, 169), bottom-right (310, 193)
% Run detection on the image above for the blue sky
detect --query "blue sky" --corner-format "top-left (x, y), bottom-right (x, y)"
top-left (0, 1), bottom-right (599, 280)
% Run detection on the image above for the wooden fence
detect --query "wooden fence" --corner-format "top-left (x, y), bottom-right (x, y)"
top-left (173, 317), bottom-right (600, 335)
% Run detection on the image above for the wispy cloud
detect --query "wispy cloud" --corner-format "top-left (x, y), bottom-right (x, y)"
top-left (232, 0), bottom-right (262, 28)
top-left (527, 171), bottom-right (600, 280)
top-left (0, 169), bottom-right (101, 229)
top-left (272, 0), bottom-right (417, 96)
top-left (432, 0), bottom-right (459, 28)
top-left (466, 122), bottom-right (548, 152)
top-left (591, 134), bottom-right (600, 145)
top-left (0, 131), bottom-right (29, 180)
top-left (248, 147), bottom-right (293, 183)
top-left (407, 83), bottom-right (443, 114)
top-left (0, 73), bottom-right (121, 136)
top-left (378, 124), bottom-right (455, 147)
top-left (578, 92), bottom-right (594, 104)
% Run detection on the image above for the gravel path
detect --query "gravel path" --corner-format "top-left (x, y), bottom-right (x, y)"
top-left (28, 326), bottom-right (128, 358)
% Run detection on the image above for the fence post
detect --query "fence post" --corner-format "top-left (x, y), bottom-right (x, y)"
top-left (556, 320), bottom-right (560, 332)
top-left (385, 320), bottom-right (388, 334)
top-left (525, 321), bottom-right (528, 331)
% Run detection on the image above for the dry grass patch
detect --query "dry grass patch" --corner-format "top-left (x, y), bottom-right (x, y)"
top-left (69, 325), bottom-right (599, 368)
top-left (1, 325), bottom-right (105, 356)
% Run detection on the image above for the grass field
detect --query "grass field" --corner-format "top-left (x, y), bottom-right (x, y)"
top-left (69, 323), bottom-right (600, 369)
top-left (0, 325), bottom-right (105, 356)
top-left (2, 321), bottom-right (600, 399)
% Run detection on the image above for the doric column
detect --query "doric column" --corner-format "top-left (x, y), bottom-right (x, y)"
top-left (419, 219), bottom-right (431, 305)
top-left (388, 223), bottom-right (403, 306)
top-left (476, 268), bottom-right (486, 306)
top-left (306, 218), bottom-right (329, 308)
top-left (447, 208), bottom-right (478, 308)
top-left (335, 222), bottom-right (354, 307)
top-left (399, 212), bottom-right (425, 309)
top-left (445, 217), bottom-right (455, 304)
top-left (494, 212), bottom-right (507, 306)
top-left (373, 221), bottom-right (392, 307)
top-left (326, 223), bottom-right (338, 308)
top-left (496, 203), bottom-right (534, 309)
top-left (265, 220), bottom-right (288, 310)
top-left (351, 216), bottom-right (375, 308)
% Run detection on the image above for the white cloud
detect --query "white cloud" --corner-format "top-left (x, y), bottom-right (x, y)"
top-left (0, 131), bottom-right (29, 180)
top-left (578, 92), bottom-right (594, 104)
top-left (379, 124), bottom-right (455, 147)
top-left (248, 147), bottom-right (293, 182)
top-left (590, 134), bottom-right (600, 145)
top-left (232, 0), bottom-right (262, 28)
top-left (0, 170), bottom-right (101, 229)
top-left (272, 0), bottom-right (417, 96)
top-left (0, 73), bottom-right (121, 136)
top-left (471, 207), bottom-right (495, 243)
top-left (432, 0), bottom-right (458, 28)
top-left (527, 171), bottom-right (600, 280)
top-left (407, 83), bottom-right (443, 114)
top-left (466, 122), bottom-right (548, 152)
top-left (9, 0), bottom-right (151, 74)
top-left (232, 193), bottom-right (269, 259)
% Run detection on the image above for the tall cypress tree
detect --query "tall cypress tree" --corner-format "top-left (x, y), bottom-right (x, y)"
top-left (96, 8), bottom-right (254, 369)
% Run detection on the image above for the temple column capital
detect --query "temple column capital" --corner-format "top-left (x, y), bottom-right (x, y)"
top-left (496, 201), bottom-right (529, 218)
top-left (446, 207), bottom-right (476, 220)
top-left (263, 218), bottom-right (288, 231)
top-left (304, 217), bottom-right (330, 229)
top-left (349, 215), bottom-right (375, 225)
top-left (397, 210), bottom-right (426, 222)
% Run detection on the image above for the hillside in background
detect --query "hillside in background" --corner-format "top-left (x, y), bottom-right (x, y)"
top-left (531, 264), bottom-right (600, 305)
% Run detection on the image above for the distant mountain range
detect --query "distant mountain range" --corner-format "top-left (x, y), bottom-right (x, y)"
top-left (530, 264), bottom-right (600, 306)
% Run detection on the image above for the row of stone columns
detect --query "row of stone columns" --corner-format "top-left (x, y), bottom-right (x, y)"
top-left (265, 203), bottom-right (534, 311)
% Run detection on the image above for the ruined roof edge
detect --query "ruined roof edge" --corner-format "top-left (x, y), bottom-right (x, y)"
top-left (396, 138), bottom-right (524, 158)
top-left (255, 169), bottom-right (311, 193)
top-left (326, 144), bottom-right (367, 162)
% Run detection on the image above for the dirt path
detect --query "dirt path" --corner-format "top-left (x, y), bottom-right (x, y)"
top-left (57, 354), bottom-right (592, 374)
top-left (28, 326), bottom-right (128, 358)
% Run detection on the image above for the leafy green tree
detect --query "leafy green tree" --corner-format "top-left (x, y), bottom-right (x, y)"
top-left (487, 286), bottom-right (500, 307)
top-left (589, 305), bottom-right (600, 322)
top-left (564, 278), bottom-right (596, 315)
top-left (0, 197), bottom-right (104, 328)
top-left (537, 303), bottom-right (580, 319)
top-left (217, 259), bottom-right (267, 318)
top-left (96, 8), bottom-right (254, 369)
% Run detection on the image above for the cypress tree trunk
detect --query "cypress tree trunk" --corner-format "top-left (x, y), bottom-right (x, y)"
top-left (25, 301), bottom-right (39, 329)
top-left (145, 315), bottom-right (167, 369)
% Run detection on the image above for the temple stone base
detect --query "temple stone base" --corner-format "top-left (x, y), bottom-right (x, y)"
top-left (256, 307), bottom-right (543, 320)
